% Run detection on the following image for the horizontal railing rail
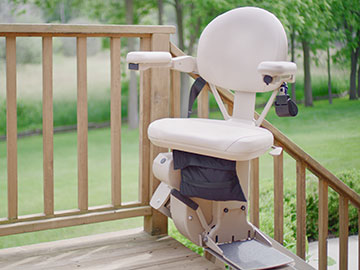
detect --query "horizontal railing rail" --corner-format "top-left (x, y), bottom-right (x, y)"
top-left (0, 24), bottom-right (175, 37)
top-left (1, 23), bottom-right (358, 269)
top-left (0, 24), bottom-right (175, 237)
top-left (170, 41), bottom-right (360, 270)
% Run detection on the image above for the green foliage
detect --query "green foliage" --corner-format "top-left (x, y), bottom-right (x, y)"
top-left (0, 90), bottom-right (125, 136)
top-left (12, 0), bottom-right (85, 23)
top-left (257, 184), bottom-right (298, 253)
top-left (85, 0), bottom-right (153, 25)
top-left (331, 0), bottom-right (360, 53)
top-left (256, 169), bottom-right (360, 255)
top-left (306, 169), bottom-right (360, 240)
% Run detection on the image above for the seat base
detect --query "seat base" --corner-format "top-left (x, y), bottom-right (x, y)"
top-left (148, 118), bottom-right (273, 161)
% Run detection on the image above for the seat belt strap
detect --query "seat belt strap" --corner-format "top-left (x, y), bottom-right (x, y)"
top-left (187, 76), bottom-right (207, 118)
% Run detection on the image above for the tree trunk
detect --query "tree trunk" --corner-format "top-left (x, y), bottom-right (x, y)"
top-left (290, 30), bottom-right (296, 102)
top-left (302, 40), bottom-right (313, 106)
top-left (158, 0), bottom-right (163, 25)
top-left (327, 47), bottom-right (332, 104)
top-left (174, 0), bottom-right (188, 117)
top-left (187, 3), bottom-right (201, 56)
top-left (349, 49), bottom-right (358, 100)
top-left (174, 0), bottom-right (185, 50)
top-left (126, 0), bottom-right (139, 128)
top-left (59, 1), bottom-right (66, 23)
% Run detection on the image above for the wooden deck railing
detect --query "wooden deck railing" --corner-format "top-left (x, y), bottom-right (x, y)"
top-left (0, 24), bottom-right (175, 237)
top-left (170, 42), bottom-right (360, 270)
top-left (1, 23), bottom-right (359, 270)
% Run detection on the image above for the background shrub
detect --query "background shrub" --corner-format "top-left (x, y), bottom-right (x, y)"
top-left (305, 169), bottom-right (360, 240)
top-left (258, 169), bottom-right (360, 253)
top-left (0, 37), bottom-right (42, 64)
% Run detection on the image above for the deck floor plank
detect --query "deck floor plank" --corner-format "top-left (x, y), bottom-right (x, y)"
top-left (0, 228), bottom-right (313, 270)
top-left (0, 228), bottom-right (222, 270)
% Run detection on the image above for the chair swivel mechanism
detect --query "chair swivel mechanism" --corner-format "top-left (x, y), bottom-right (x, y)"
top-left (127, 7), bottom-right (297, 270)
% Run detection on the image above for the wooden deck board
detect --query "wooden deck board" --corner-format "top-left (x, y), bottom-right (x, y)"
top-left (0, 228), bottom-right (222, 270)
top-left (0, 227), bottom-right (313, 270)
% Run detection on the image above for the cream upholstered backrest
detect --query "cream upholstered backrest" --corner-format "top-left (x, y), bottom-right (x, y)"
top-left (197, 7), bottom-right (288, 93)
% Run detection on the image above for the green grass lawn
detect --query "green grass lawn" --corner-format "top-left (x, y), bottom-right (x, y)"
top-left (0, 126), bottom-right (142, 248)
top-left (258, 97), bottom-right (360, 192)
top-left (0, 97), bottom-right (359, 249)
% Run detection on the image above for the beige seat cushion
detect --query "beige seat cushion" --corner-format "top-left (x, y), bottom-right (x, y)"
top-left (148, 118), bottom-right (273, 161)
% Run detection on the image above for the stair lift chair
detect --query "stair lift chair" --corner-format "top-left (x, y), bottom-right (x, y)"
top-left (127, 7), bottom-right (297, 270)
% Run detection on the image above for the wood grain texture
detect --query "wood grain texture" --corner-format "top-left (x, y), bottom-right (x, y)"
top-left (296, 160), bottom-right (306, 260)
top-left (6, 36), bottom-right (18, 220)
top-left (0, 24), bottom-right (176, 36)
top-left (170, 70), bottom-right (181, 118)
top-left (339, 195), bottom-right (349, 270)
top-left (110, 37), bottom-right (122, 207)
top-left (42, 36), bottom-right (54, 216)
top-left (250, 158), bottom-right (259, 228)
top-left (0, 229), bottom-right (222, 269)
top-left (197, 87), bottom-right (209, 118)
top-left (0, 207), bottom-right (151, 237)
top-left (274, 148), bottom-right (284, 244)
top-left (318, 178), bottom-right (328, 270)
top-left (77, 37), bottom-right (88, 211)
top-left (144, 33), bottom-right (170, 236)
top-left (0, 202), bottom-right (145, 226)
top-left (0, 228), bottom-right (314, 269)
top-left (139, 37), bottom-right (151, 205)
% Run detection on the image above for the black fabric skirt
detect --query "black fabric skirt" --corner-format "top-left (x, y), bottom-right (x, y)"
top-left (173, 150), bottom-right (246, 201)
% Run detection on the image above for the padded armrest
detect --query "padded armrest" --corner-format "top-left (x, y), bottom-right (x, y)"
top-left (126, 51), bottom-right (197, 72)
top-left (257, 61), bottom-right (297, 76)
top-left (126, 51), bottom-right (172, 64)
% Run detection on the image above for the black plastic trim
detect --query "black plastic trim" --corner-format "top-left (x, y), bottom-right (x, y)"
top-left (128, 63), bottom-right (139, 70)
top-left (170, 189), bottom-right (199, 211)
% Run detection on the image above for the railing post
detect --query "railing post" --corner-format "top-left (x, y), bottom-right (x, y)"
top-left (6, 36), bottom-right (18, 220)
top-left (318, 178), bottom-right (328, 270)
top-left (170, 70), bottom-right (181, 118)
top-left (110, 37), bottom-right (122, 207)
top-left (197, 88), bottom-right (209, 118)
top-left (139, 36), bottom-right (151, 207)
top-left (143, 33), bottom-right (170, 235)
top-left (296, 160), bottom-right (306, 260)
top-left (250, 158), bottom-right (259, 228)
top-left (42, 36), bottom-right (54, 216)
top-left (77, 36), bottom-right (88, 211)
top-left (339, 195), bottom-right (349, 270)
top-left (274, 146), bottom-right (284, 244)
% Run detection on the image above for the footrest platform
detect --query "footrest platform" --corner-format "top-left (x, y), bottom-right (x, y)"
top-left (205, 239), bottom-right (294, 270)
